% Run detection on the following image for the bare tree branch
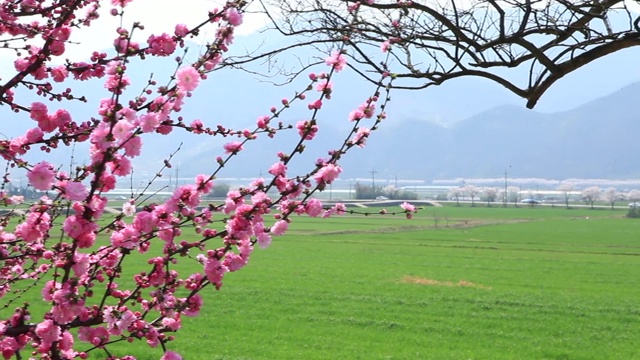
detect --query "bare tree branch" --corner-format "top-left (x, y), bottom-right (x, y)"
top-left (239, 0), bottom-right (640, 108)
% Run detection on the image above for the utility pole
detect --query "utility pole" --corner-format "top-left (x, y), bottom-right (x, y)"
top-left (175, 163), bottom-right (180, 190)
top-left (504, 165), bottom-right (511, 207)
top-left (370, 168), bottom-right (378, 189)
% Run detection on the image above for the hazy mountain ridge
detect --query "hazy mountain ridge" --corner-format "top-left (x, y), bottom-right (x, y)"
top-left (7, 46), bottom-right (637, 183)
top-left (357, 81), bottom-right (640, 180)
top-left (176, 81), bottom-right (640, 181)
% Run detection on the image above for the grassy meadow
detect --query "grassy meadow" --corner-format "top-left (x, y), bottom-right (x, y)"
top-left (5, 204), bottom-right (640, 359)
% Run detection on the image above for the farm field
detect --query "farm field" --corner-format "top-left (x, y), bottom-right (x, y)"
top-left (5, 205), bottom-right (640, 359)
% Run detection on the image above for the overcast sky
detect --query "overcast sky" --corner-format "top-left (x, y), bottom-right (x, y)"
top-left (2, 0), bottom-right (638, 122)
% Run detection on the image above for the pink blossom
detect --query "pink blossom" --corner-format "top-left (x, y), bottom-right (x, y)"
top-left (224, 251), bottom-right (248, 271)
top-left (122, 201), bottom-right (136, 216)
top-left (63, 215), bottom-right (98, 248)
top-left (162, 317), bottom-right (181, 331)
top-left (204, 257), bottom-right (228, 285)
top-left (51, 286), bottom-right (84, 324)
top-left (256, 115), bottom-right (270, 129)
top-left (361, 101), bottom-right (376, 119)
top-left (400, 202), bottom-right (416, 219)
top-left (39, 115), bottom-right (58, 133)
top-left (400, 202), bottom-right (416, 212)
top-left (325, 51), bottom-right (347, 72)
top-left (195, 174), bottom-right (213, 194)
top-left (51, 66), bottom-right (68, 82)
top-left (251, 191), bottom-right (270, 206)
top-left (172, 184), bottom-right (201, 208)
top-left (0, 337), bottom-right (18, 358)
top-left (72, 252), bottom-right (90, 278)
top-left (112, 119), bottom-right (133, 141)
top-left (42, 280), bottom-right (59, 301)
top-left (322, 203), bottom-right (347, 218)
top-left (118, 107), bottom-right (136, 122)
top-left (134, 211), bottom-right (158, 233)
top-left (161, 351), bottom-right (183, 360)
top-left (256, 231), bottom-right (272, 248)
top-left (352, 127), bottom-right (370, 147)
top-left (306, 198), bottom-right (324, 217)
top-left (25, 127), bottom-right (44, 143)
top-left (145, 327), bottom-right (161, 347)
top-left (30, 102), bottom-right (49, 122)
top-left (314, 163), bottom-right (342, 184)
top-left (14, 57), bottom-right (30, 72)
top-left (51, 26), bottom-right (72, 41)
top-left (58, 331), bottom-right (75, 356)
top-left (225, 212), bottom-right (253, 240)
top-left (308, 99), bottom-right (323, 110)
top-left (32, 65), bottom-right (48, 80)
top-left (297, 120), bottom-right (319, 140)
top-left (381, 40), bottom-right (392, 52)
top-left (110, 225), bottom-right (139, 249)
top-left (223, 141), bottom-right (244, 154)
top-left (316, 80), bottom-right (333, 98)
top-left (112, 0), bottom-right (133, 6)
top-left (348, 108), bottom-right (364, 121)
top-left (121, 135), bottom-right (142, 157)
top-left (51, 109), bottom-right (72, 128)
top-left (176, 66), bottom-right (200, 92)
top-left (268, 162), bottom-right (287, 177)
top-left (49, 40), bottom-right (66, 56)
top-left (89, 195), bottom-right (108, 220)
top-left (27, 161), bottom-right (55, 191)
top-left (108, 155), bottom-right (132, 177)
top-left (147, 33), bottom-right (177, 56)
top-left (64, 181), bottom-right (88, 201)
top-left (175, 24), bottom-right (189, 37)
top-left (183, 293), bottom-right (203, 316)
top-left (7, 195), bottom-right (24, 205)
top-left (138, 113), bottom-right (160, 133)
top-left (15, 211), bottom-right (51, 243)
top-left (35, 320), bottom-right (61, 348)
top-left (270, 219), bottom-right (289, 236)
top-left (104, 73), bottom-right (131, 94)
top-left (226, 7), bottom-right (243, 26)
top-left (106, 60), bottom-right (122, 75)
top-left (98, 172), bottom-right (117, 192)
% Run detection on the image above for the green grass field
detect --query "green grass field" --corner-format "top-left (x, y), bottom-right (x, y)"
top-left (5, 205), bottom-right (640, 359)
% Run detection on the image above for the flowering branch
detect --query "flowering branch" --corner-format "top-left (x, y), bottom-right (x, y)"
top-left (0, 1), bottom-right (417, 359)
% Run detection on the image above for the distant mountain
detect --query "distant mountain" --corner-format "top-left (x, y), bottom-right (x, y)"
top-left (4, 33), bottom-right (639, 184)
top-left (173, 81), bottom-right (640, 182)
top-left (341, 81), bottom-right (640, 181)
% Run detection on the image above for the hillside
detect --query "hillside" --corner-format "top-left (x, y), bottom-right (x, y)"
top-left (173, 81), bottom-right (640, 181)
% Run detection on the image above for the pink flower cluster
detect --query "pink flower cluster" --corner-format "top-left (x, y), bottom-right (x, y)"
top-left (325, 51), bottom-right (347, 72)
top-left (0, 2), bottom-right (409, 359)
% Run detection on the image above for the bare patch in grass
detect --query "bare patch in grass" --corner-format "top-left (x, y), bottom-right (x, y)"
top-left (313, 219), bottom-right (536, 237)
top-left (315, 225), bottom-right (431, 236)
top-left (450, 219), bottom-right (533, 229)
top-left (400, 275), bottom-right (491, 290)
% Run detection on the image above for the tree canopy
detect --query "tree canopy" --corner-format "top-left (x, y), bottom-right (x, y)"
top-left (254, 0), bottom-right (640, 108)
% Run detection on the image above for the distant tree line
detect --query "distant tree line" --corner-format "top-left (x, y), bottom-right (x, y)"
top-left (444, 184), bottom-right (640, 217)
top-left (354, 183), bottom-right (418, 200)
top-left (204, 183), bottom-right (231, 198)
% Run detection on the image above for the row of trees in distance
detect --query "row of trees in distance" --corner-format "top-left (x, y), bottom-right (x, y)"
top-left (354, 183), bottom-right (418, 200)
top-left (445, 185), bottom-right (640, 209)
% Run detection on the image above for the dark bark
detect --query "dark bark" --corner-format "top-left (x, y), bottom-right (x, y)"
top-left (244, 0), bottom-right (640, 108)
